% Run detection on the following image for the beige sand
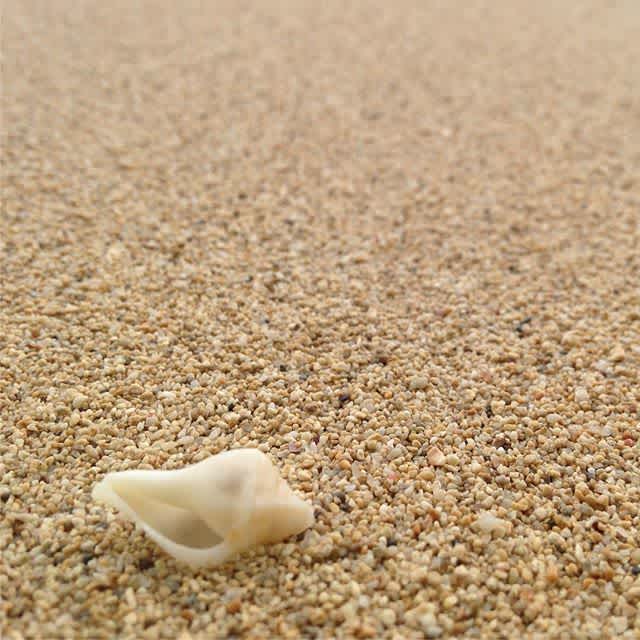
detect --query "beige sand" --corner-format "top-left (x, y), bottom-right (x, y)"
top-left (2, 1), bottom-right (639, 638)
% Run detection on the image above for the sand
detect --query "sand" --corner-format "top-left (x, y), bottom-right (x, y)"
top-left (2, 1), bottom-right (639, 638)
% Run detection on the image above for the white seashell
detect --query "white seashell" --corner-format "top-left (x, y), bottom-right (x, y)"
top-left (92, 448), bottom-right (314, 568)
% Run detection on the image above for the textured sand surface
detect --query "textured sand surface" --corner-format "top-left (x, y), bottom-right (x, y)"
top-left (2, 1), bottom-right (639, 638)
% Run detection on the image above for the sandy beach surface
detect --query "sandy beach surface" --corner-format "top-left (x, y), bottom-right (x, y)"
top-left (2, 1), bottom-right (639, 638)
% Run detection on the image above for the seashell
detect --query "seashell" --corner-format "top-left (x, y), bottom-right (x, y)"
top-left (92, 448), bottom-right (314, 568)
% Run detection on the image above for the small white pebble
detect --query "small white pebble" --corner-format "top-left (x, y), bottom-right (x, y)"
top-left (444, 453), bottom-right (460, 466)
top-left (574, 387), bottom-right (589, 404)
top-left (409, 376), bottom-right (429, 391)
top-left (427, 446), bottom-right (445, 467)
top-left (72, 394), bottom-right (89, 410)
top-left (388, 445), bottom-right (405, 460)
top-left (473, 512), bottom-right (511, 537)
top-left (420, 614), bottom-right (443, 638)
top-left (533, 506), bottom-right (549, 521)
top-left (469, 461), bottom-right (482, 473)
top-left (380, 608), bottom-right (396, 627)
top-left (561, 331), bottom-right (579, 347)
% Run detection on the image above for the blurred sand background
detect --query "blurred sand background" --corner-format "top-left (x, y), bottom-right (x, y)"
top-left (2, 1), bottom-right (639, 638)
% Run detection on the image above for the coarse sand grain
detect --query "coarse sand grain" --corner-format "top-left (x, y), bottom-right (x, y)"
top-left (1, 1), bottom-right (639, 638)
